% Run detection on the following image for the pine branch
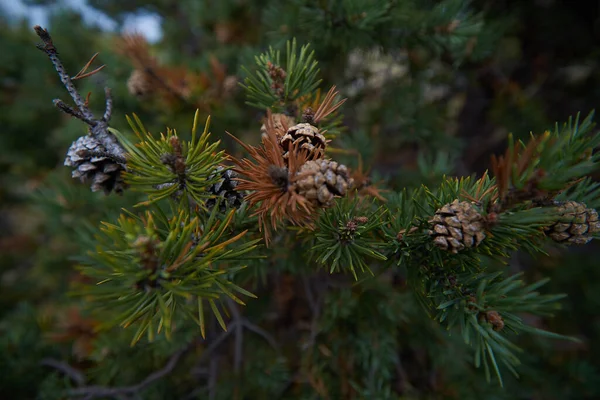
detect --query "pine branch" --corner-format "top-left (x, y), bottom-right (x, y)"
top-left (68, 340), bottom-right (197, 399)
top-left (40, 358), bottom-right (86, 387)
top-left (34, 25), bottom-right (127, 161)
top-left (52, 99), bottom-right (93, 125)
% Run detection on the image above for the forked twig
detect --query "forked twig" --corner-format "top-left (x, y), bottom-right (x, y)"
top-left (34, 25), bottom-right (127, 162)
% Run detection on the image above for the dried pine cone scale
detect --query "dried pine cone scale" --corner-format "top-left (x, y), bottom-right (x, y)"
top-left (280, 123), bottom-right (326, 159)
top-left (65, 135), bottom-right (126, 194)
top-left (545, 201), bottom-right (600, 245)
top-left (429, 200), bottom-right (486, 253)
top-left (261, 113), bottom-right (295, 140)
top-left (296, 159), bottom-right (353, 207)
top-left (205, 166), bottom-right (244, 212)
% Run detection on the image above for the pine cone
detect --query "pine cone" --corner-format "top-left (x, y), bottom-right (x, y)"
top-left (64, 135), bottom-right (126, 194)
top-left (260, 113), bottom-right (295, 140)
top-left (280, 123), bottom-right (326, 160)
top-left (429, 200), bottom-right (486, 253)
top-left (205, 166), bottom-right (244, 212)
top-left (127, 69), bottom-right (153, 98)
top-left (296, 159), bottom-right (353, 207)
top-left (544, 201), bottom-right (600, 245)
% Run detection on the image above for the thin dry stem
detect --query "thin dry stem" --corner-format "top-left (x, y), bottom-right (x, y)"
top-left (72, 52), bottom-right (106, 80)
top-left (313, 86), bottom-right (347, 124)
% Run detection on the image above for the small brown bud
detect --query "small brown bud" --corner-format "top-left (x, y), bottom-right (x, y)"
top-left (485, 311), bottom-right (505, 331)
top-left (486, 212), bottom-right (499, 226)
top-left (302, 107), bottom-right (315, 124)
top-left (345, 220), bottom-right (358, 232)
top-left (354, 216), bottom-right (369, 225)
top-left (169, 136), bottom-right (182, 157)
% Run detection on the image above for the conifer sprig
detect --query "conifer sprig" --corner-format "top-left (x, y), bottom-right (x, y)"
top-left (433, 271), bottom-right (571, 386)
top-left (110, 111), bottom-right (225, 207)
top-left (241, 39), bottom-right (321, 110)
top-left (75, 207), bottom-right (259, 343)
top-left (491, 111), bottom-right (600, 210)
top-left (310, 197), bottom-right (387, 279)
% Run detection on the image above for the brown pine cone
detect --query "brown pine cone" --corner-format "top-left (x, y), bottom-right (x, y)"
top-left (429, 200), bottom-right (486, 253)
top-left (280, 123), bottom-right (326, 160)
top-left (544, 201), bottom-right (600, 245)
top-left (295, 159), bottom-right (353, 207)
top-left (127, 69), bottom-right (154, 98)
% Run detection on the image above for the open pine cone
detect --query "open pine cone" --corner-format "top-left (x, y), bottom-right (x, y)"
top-left (64, 135), bottom-right (126, 195)
top-left (544, 201), bottom-right (600, 245)
top-left (260, 113), bottom-right (295, 140)
top-left (280, 123), bottom-right (326, 160)
top-left (205, 166), bottom-right (244, 212)
top-left (429, 200), bottom-right (486, 253)
top-left (296, 159), bottom-right (353, 207)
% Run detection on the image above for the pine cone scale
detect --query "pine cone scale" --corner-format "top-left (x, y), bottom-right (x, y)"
top-left (281, 123), bottom-right (326, 159)
top-left (429, 200), bottom-right (486, 253)
top-left (296, 159), bottom-right (353, 207)
top-left (65, 135), bottom-right (126, 194)
top-left (205, 166), bottom-right (245, 212)
top-left (545, 201), bottom-right (600, 245)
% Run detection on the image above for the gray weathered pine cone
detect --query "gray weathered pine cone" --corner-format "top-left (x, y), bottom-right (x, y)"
top-left (205, 166), bottom-right (245, 212)
top-left (64, 135), bottom-right (126, 195)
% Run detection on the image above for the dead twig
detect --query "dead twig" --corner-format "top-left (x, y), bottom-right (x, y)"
top-left (40, 358), bottom-right (86, 387)
top-left (68, 341), bottom-right (196, 399)
top-left (242, 320), bottom-right (280, 351)
top-left (34, 25), bottom-right (127, 162)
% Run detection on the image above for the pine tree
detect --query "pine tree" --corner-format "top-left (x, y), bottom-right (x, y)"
top-left (3, 2), bottom-right (600, 399)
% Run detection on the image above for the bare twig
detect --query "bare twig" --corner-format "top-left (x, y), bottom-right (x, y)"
top-left (34, 25), bottom-right (127, 162)
top-left (35, 25), bottom-right (93, 121)
top-left (40, 358), bottom-right (86, 387)
top-left (302, 275), bottom-right (318, 314)
top-left (53, 99), bottom-right (94, 125)
top-left (190, 321), bottom-right (237, 378)
top-left (208, 355), bottom-right (219, 400)
top-left (242, 320), bottom-right (280, 351)
top-left (302, 275), bottom-right (324, 350)
top-left (68, 341), bottom-right (195, 399)
top-left (227, 300), bottom-right (244, 375)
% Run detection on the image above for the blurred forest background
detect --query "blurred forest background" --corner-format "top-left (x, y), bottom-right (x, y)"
top-left (1, 0), bottom-right (600, 399)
